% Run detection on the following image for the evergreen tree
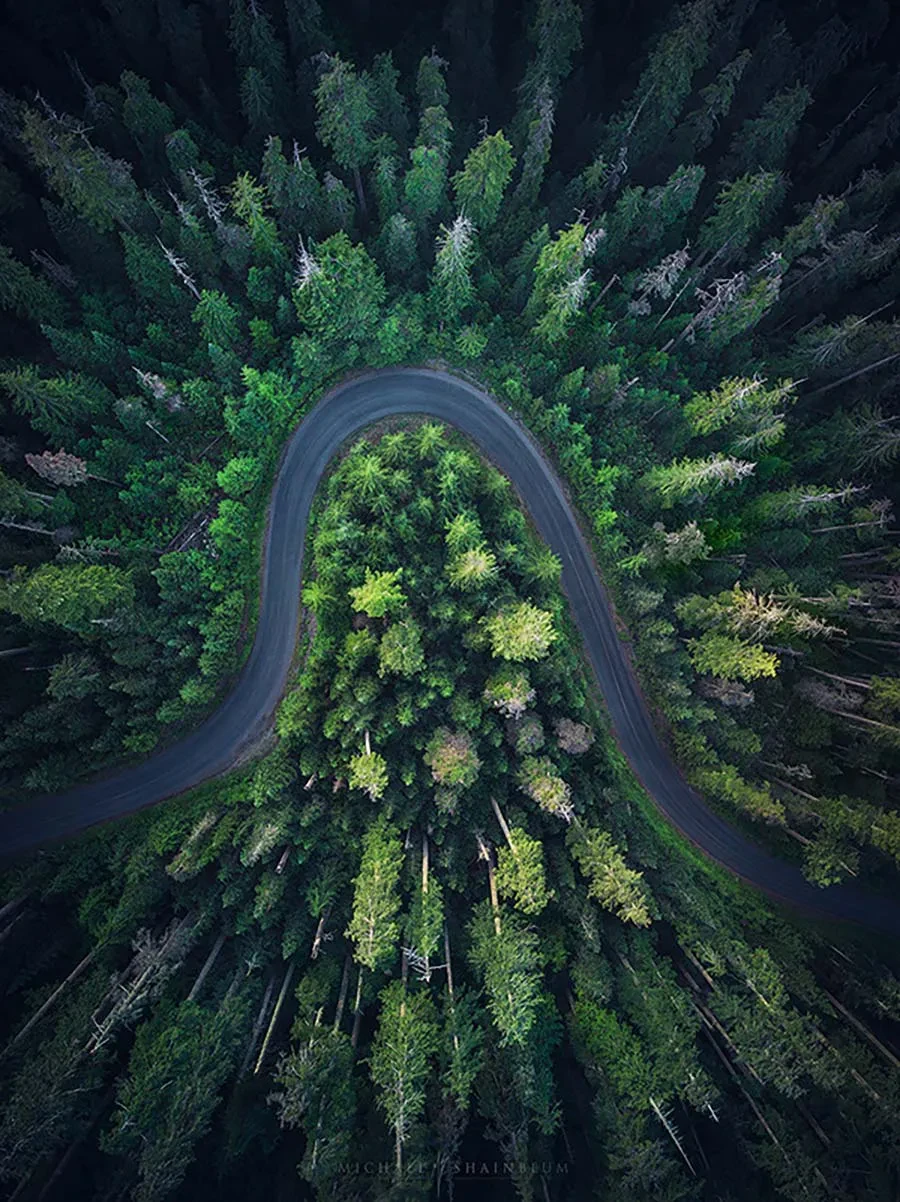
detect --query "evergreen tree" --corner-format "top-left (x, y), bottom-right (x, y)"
top-left (314, 54), bottom-right (375, 217)
top-left (345, 816), bottom-right (403, 970)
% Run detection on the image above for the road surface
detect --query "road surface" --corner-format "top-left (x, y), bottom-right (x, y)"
top-left (1, 369), bottom-right (898, 934)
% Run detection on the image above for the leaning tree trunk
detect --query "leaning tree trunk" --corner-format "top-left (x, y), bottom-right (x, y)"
top-left (240, 973), bottom-right (277, 1077)
top-left (254, 960), bottom-right (296, 1075)
top-left (187, 932), bottom-right (227, 1002)
top-left (12, 947), bottom-right (97, 1048)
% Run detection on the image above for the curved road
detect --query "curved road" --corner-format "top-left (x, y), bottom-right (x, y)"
top-left (1, 369), bottom-right (898, 934)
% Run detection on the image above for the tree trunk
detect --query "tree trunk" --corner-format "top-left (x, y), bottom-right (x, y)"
top-left (490, 797), bottom-right (514, 848)
top-left (311, 909), bottom-right (330, 960)
top-left (240, 973), bottom-right (276, 1077)
top-left (333, 954), bottom-right (351, 1032)
top-left (588, 273), bottom-right (620, 314)
top-left (0, 911), bottom-right (25, 948)
top-left (444, 923), bottom-right (461, 1061)
top-left (478, 836), bottom-right (502, 935)
top-left (443, 924), bottom-right (455, 1000)
top-left (650, 1097), bottom-right (695, 1175)
top-left (421, 832), bottom-right (430, 980)
top-left (352, 165), bottom-right (368, 221)
top-left (223, 964), bottom-right (243, 1003)
top-left (350, 967), bottom-right (365, 1050)
top-left (822, 987), bottom-right (900, 1070)
top-left (804, 666), bottom-right (871, 689)
top-left (0, 519), bottom-right (55, 537)
top-left (254, 960), bottom-right (296, 1075)
top-left (805, 352), bottom-right (900, 399)
top-left (188, 932), bottom-right (226, 1002)
top-left (12, 947), bottom-right (97, 1048)
top-left (0, 894), bottom-right (27, 923)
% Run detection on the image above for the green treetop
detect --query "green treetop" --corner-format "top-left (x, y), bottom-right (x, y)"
top-left (452, 131), bottom-right (515, 228)
top-left (483, 601), bottom-right (557, 661)
top-left (348, 568), bottom-right (406, 618)
top-left (345, 816), bottom-right (403, 971)
top-left (496, 826), bottom-right (553, 915)
top-left (378, 618), bottom-right (425, 677)
top-left (567, 826), bottom-right (653, 927)
top-left (424, 728), bottom-right (481, 790)
top-left (348, 733), bottom-right (390, 801)
top-left (446, 543), bottom-right (498, 590)
top-left (370, 980), bottom-right (439, 1178)
top-left (314, 54), bottom-right (375, 216)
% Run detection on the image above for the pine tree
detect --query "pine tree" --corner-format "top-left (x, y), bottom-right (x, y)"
top-left (348, 567), bottom-right (405, 617)
top-left (20, 105), bottom-right (143, 233)
top-left (378, 618), bottom-right (425, 677)
top-left (724, 85), bottom-right (812, 175)
top-left (452, 131), bottom-right (515, 229)
top-left (368, 51), bottom-right (410, 151)
top-left (483, 601), bottom-right (557, 661)
top-left (495, 825), bottom-right (552, 915)
top-left (697, 171), bottom-right (786, 262)
top-left (348, 734), bottom-right (390, 801)
top-left (567, 826), bottom-right (652, 926)
top-left (314, 54), bottom-right (375, 217)
top-left (599, 0), bottom-right (719, 167)
top-left (370, 980), bottom-right (439, 1177)
top-left (511, 82), bottom-right (555, 211)
top-left (345, 816), bottom-right (403, 970)
top-left (430, 214), bottom-right (477, 325)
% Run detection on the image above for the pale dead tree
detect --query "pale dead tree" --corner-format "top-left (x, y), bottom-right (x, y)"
top-left (85, 915), bottom-right (197, 1055)
top-left (769, 483), bottom-right (868, 520)
top-left (156, 238), bottom-right (200, 299)
top-left (292, 140), bottom-right (308, 167)
top-left (650, 1096), bottom-right (696, 1176)
top-left (25, 450), bottom-right (88, 488)
top-left (241, 820), bottom-right (284, 867)
top-left (727, 588), bottom-right (792, 641)
top-left (402, 945), bottom-right (447, 983)
top-left (797, 677), bottom-right (867, 714)
top-left (56, 537), bottom-right (120, 563)
top-left (30, 249), bottom-right (76, 290)
top-left (0, 516), bottom-right (60, 538)
top-left (666, 270), bottom-right (748, 350)
top-left (166, 186), bottom-right (195, 225)
top-left (133, 367), bottom-right (183, 412)
top-left (554, 717), bottom-right (595, 755)
top-left (788, 610), bottom-right (845, 639)
top-left (293, 234), bottom-right (321, 289)
top-left (188, 167), bottom-right (227, 228)
top-left (166, 810), bottom-right (219, 881)
top-left (554, 269), bottom-right (591, 318)
top-left (583, 226), bottom-right (607, 258)
top-left (759, 760), bottom-right (814, 782)
top-left (754, 248), bottom-right (786, 277)
top-left (699, 677), bottom-right (755, 707)
top-left (436, 213), bottom-right (476, 271)
top-left (629, 245), bottom-right (690, 315)
top-left (800, 302), bottom-right (895, 371)
top-left (813, 496), bottom-right (893, 534)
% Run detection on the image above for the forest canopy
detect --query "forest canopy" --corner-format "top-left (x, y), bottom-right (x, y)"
top-left (0, 1), bottom-right (899, 1200)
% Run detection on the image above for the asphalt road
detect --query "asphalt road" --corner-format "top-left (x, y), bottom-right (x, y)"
top-left (2, 368), bottom-right (898, 934)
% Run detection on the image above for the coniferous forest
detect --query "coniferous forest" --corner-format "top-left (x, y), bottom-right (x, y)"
top-left (0, 0), bottom-right (899, 1198)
